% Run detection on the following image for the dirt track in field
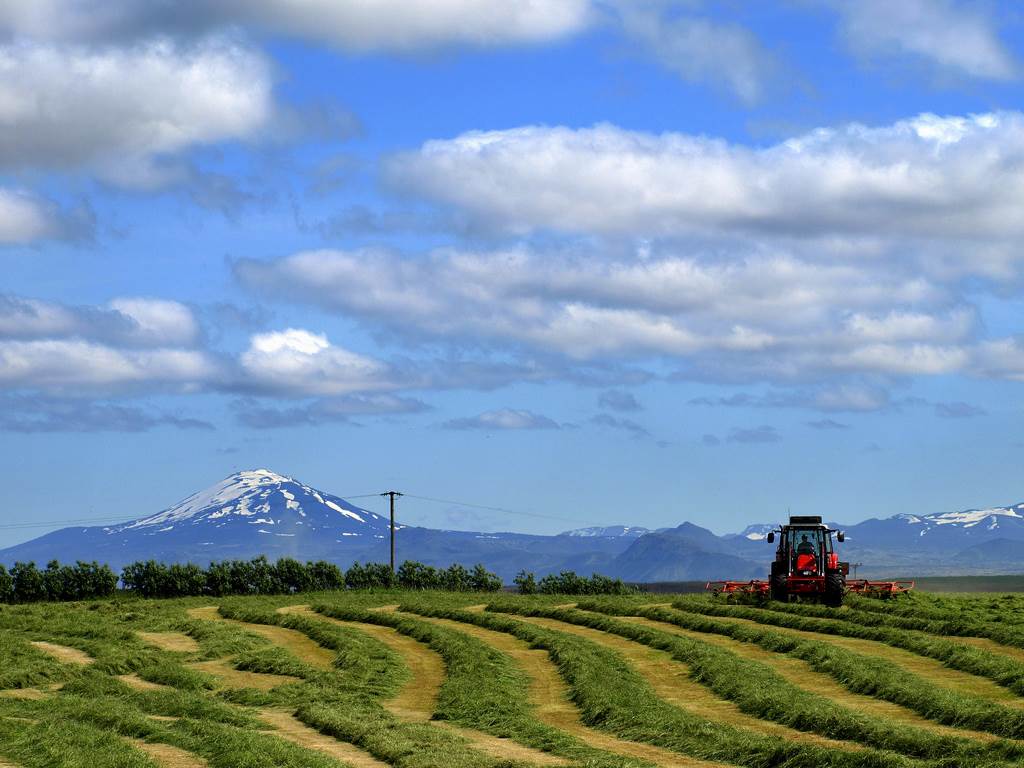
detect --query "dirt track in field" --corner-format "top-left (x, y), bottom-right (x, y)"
top-left (117, 673), bottom-right (168, 692)
top-left (681, 609), bottom-right (1024, 707)
top-left (187, 659), bottom-right (300, 690)
top-left (137, 632), bottom-right (200, 653)
top-left (0, 688), bottom-right (50, 700)
top-left (515, 614), bottom-right (864, 752)
top-left (613, 612), bottom-right (1002, 744)
top-left (128, 739), bottom-right (207, 768)
top-left (412, 611), bottom-right (730, 768)
top-left (259, 708), bottom-right (391, 768)
top-left (29, 641), bottom-right (92, 666)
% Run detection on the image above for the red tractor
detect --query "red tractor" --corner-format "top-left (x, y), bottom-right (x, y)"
top-left (766, 515), bottom-right (846, 606)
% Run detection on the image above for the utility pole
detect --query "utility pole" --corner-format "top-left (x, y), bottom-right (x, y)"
top-left (381, 491), bottom-right (403, 572)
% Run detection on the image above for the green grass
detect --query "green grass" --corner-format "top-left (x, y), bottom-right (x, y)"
top-left (2, 589), bottom-right (1024, 768)
top-left (575, 598), bottom-right (1024, 742)
top-left (485, 599), bottom-right (1024, 765)
top-left (671, 597), bottom-right (1024, 697)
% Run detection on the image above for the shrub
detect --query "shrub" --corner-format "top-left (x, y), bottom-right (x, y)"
top-left (306, 560), bottom-right (344, 591)
top-left (0, 564), bottom-right (12, 602)
top-left (536, 570), bottom-right (633, 595)
top-left (397, 560), bottom-right (440, 590)
top-left (470, 563), bottom-right (502, 592)
top-left (11, 561), bottom-right (46, 603)
top-left (514, 570), bottom-right (537, 595)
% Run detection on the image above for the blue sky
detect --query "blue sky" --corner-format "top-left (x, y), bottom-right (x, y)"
top-left (2, 0), bottom-right (1024, 547)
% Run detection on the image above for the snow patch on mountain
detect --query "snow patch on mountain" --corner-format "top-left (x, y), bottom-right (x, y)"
top-left (560, 525), bottom-right (651, 538)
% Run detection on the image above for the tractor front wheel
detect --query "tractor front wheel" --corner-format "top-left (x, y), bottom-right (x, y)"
top-left (824, 572), bottom-right (844, 607)
top-left (770, 575), bottom-right (788, 602)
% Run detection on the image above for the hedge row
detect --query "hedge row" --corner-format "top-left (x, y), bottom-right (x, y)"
top-left (0, 556), bottom-right (504, 602)
top-left (513, 569), bottom-right (634, 595)
top-left (0, 560), bottom-right (118, 603)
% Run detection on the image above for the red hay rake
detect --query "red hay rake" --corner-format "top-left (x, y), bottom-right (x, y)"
top-left (705, 578), bottom-right (915, 600)
top-left (705, 580), bottom-right (771, 597)
top-left (845, 579), bottom-right (915, 598)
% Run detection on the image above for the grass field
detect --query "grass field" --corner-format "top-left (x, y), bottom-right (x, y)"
top-left (2, 590), bottom-right (1024, 767)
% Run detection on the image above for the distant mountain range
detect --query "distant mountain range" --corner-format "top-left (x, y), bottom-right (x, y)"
top-left (2, 469), bottom-right (1023, 581)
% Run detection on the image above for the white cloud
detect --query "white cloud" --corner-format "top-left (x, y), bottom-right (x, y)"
top-left (239, 328), bottom-right (389, 396)
top-left (0, 294), bottom-right (201, 347)
top-left (0, 339), bottom-right (216, 392)
top-left (0, 189), bottom-right (56, 243)
top-left (107, 298), bottom-right (201, 347)
top-left (0, 1), bottom-right (593, 51)
top-left (442, 408), bottom-right (559, 430)
top-left (0, 37), bottom-right (271, 186)
top-left (618, 6), bottom-right (776, 104)
top-left (975, 339), bottom-right (1024, 382)
top-left (834, 0), bottom-right (1017, 80)
top-left (235, 247), bottom-right (980, 380)
top-left (387, 113), bottom-right (1024, 248)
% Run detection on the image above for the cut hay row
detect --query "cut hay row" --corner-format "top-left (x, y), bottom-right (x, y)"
top-left (774, 598), bottom-right (1024, 656)
top-left (408, 611), bottom-right (725, 767)
top-left (617, 613), bottom-right (1000, 745)
top-left (579, 599), bottom-right (1024, 744)
top-left (401, 602), bottom-right (939, 768)
top-left (513, 613), bottom-right (862, 751)
top-left (489, 600), bottom-right (1022, 764)
top-left (258, 708), bottom-right (390, 768)
top-left (676, 599), bottom-right (1024, 700)
top-left (282, 604), bottom-right (606, 766)
top-left (279, 605), bottom-right (444, 723)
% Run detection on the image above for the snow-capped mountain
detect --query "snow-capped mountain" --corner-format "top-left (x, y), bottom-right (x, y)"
top-left (896, 505), bottom-right (1024, 534)
top-left (0, 470), bottom-right (394, 571)
top-left (560, 525), bottom-right (652, 538)
top-left (112, 469), bottom-right (388, 540)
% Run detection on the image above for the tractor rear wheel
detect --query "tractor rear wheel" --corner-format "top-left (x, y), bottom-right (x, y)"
top-left (824, 572), bottom-right (844, 607)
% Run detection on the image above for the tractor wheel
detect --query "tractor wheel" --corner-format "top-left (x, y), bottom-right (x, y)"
top-left (770, 575), bottom-right (788, 603)
top-left (824, 572), bottom-right (845, 607)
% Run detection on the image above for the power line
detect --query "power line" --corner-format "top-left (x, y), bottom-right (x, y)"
top-left (401, 493), bottom-right (590, 525)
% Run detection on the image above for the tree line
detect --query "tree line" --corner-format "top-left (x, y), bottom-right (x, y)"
top-left (0, 558), bottom-right (632, 604)
top-left (0, 556), bottom-right (504, 603)
top-left (514, 569), bottom-right (634, 595)
top-left (0, 561), bottom-right (118, 603)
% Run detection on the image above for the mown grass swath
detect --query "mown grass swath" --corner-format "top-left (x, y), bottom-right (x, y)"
top-left (310, 594), bottom-right (643, 767)
top-left (398, 597), bottom-right (974, 768)
top-left (761, 597), bottom-right (1024, 650)
top-left (214, 595), bottom-right (577, 768)
top-left (576, 597), bottom-right (1024, 743)
top-left (671, 597), bottom-right (1024, 696)
top-left (3, 587), bottom-right (1024, 768)
top-left (486, 598), bottom-right (1024, 766)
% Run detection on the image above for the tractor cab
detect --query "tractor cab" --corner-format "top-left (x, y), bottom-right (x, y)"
top-left (766, 515), bottom-right (846, 606)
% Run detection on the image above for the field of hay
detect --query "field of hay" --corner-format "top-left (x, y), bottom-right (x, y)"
top-left (2, 591), bottom-right (1024, 767)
